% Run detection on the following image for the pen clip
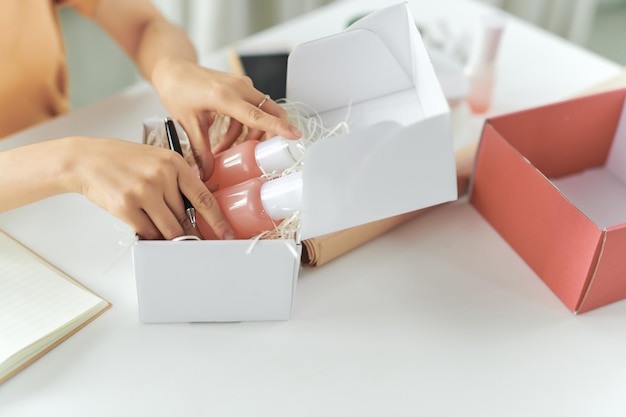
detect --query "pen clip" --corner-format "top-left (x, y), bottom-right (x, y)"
top-left (165, 117), bottom-right (184, 155)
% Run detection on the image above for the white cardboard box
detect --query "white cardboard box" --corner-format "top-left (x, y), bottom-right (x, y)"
top-left (132, 2), bottom-right (458, 323)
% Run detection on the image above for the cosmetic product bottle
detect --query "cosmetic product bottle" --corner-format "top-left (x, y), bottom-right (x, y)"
top-left (207, 136), bottom-right (306, 189)
top-left (464, 13), bottom-right (505, 114)
top-left (198, 171), bottom-right (303, 240)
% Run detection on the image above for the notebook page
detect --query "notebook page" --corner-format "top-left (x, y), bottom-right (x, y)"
top-left (0, 232), bottom-right (104, 366)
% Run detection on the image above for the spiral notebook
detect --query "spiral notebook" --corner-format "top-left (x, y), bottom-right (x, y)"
top-left (0, 230), bottom-right (111, 384)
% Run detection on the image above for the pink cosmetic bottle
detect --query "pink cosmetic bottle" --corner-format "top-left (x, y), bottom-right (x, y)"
top-left (207, 136), bottom-right (305, 189)
top-left (464, 13), bottom-right (505, 114)
top-left (198, 171), bottom-right (303, 240)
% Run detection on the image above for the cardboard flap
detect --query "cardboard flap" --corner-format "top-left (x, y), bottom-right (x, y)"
top-left (300, 116), bottom-right (457, 240)
top-left (348, 2), bottom-right (415, 81)
top-left (348, 1), bottom-right (447, 119)
top-left (287, 2), bottom-right (457, 240)
top-left (488, 89), bottom-right (625, 178)
top-left (286, 2), bottom-right (447, 128)
top-left (577, 226), bottom-right (626, 313)
top-left (134, 240), bottom-right (300, 322)
top-left (471, 122), bottom-right (602, 312)
top-left (551, 167), bottom-right (626, 229)
top-left (606, 95), bottom-right (626, 183)
top-left (287, 28), bottom-right (415, 120)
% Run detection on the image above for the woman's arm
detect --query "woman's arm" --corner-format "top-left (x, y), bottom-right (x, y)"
top-left (91, 0), bottom-right (302, 180)
top-left (0, 137), bottom-right (234, 240)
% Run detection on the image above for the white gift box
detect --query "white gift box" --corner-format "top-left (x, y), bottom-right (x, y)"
top-left (132, 2), bottom-right (457, 323)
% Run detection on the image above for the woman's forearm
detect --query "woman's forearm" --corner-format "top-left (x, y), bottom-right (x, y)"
top-left (1, 136), bottom-right (234, 240)
top-left (0, 138), bottom-right (77, 212)
top-left (91, 0), bottom-right (198, 82)
top-left (137, 16), bottom-right (198, 83)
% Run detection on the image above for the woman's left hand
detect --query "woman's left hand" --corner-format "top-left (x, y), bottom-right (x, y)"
top-left (151, 57), bottom-right (302, 181)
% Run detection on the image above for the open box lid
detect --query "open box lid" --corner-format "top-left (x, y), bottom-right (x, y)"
top-left (286, 2), bottom-right (457, 240)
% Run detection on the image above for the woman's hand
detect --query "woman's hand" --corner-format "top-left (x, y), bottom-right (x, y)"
top-left (66, 137), bottom-right (234, 240)
top-left (151, 57), bottom-right (302, 180)
top-left (93, 1), bottom-right (301, 180)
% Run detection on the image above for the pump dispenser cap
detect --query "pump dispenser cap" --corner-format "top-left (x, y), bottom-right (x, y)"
top-left (255, 136), bottom-right (305, 174)
top-left (260, 171), bottom-right (303, 221)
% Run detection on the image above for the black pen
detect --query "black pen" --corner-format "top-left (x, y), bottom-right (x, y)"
top-left (164, 117), bottom-right (197, 228)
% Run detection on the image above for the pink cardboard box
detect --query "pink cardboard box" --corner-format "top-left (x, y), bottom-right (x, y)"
top-left (470, 88), bottom-right (626, 313)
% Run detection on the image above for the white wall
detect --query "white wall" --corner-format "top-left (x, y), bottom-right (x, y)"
top-left (59, 7), bottom-right (138, 109)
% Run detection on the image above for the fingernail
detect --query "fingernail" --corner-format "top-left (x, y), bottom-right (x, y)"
top-left (223, 231), bottom-right (236, 240)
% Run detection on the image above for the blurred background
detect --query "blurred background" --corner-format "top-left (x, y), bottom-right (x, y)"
top-left (61, 0), bottom-right (626, 109)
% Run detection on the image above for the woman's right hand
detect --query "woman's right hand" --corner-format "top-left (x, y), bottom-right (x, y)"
top-left (64, 136), bottom-right (234, 240)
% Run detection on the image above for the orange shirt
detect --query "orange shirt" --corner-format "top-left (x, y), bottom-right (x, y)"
top-left (0, 0), bottom-right (99, 139)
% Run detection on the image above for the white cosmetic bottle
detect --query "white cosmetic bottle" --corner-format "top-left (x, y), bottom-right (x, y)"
top-left (198, 171), bottom-right (303, 239)
top-left (208, 136), bottom-right (306, 189)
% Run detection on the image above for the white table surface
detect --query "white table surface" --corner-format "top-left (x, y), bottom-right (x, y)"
top-left (0, 0), bottom-right (624, 416)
